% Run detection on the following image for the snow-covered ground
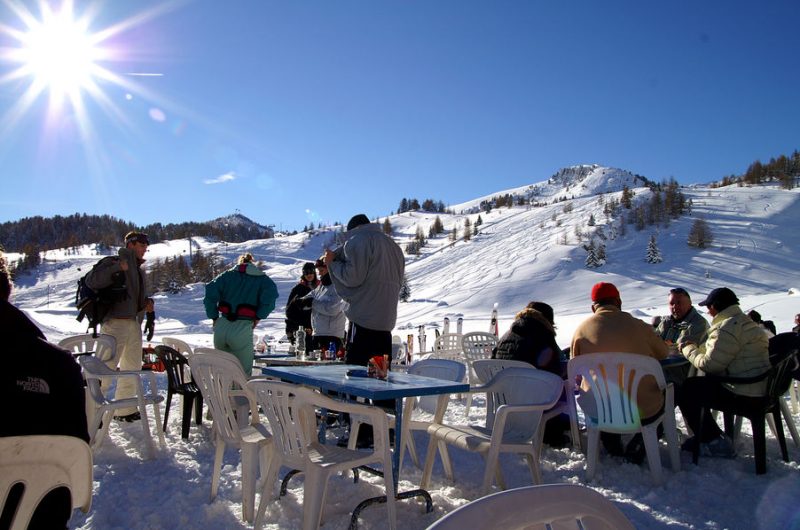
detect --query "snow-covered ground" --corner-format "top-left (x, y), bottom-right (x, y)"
top-left (8, 172), bottom-right (800, 529)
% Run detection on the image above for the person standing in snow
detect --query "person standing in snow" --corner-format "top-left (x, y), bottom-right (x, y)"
top-left (324, 213), bottom-right (404, 447)
top-left (203, 253), bottom-right (278, 376)
top-left (299, 258), bottom-right (346, 352)
top-left (85, 231), bottom-right (154, 422)
top-left (324, 214), bottom-right (404, 366)
top-left (284, 262), bottom-right (319, 353)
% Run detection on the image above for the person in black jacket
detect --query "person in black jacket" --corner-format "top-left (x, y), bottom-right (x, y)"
top-left (284, 262), bottom-right (319, 352)
top-left (0, 251), bottom-right (89, 529)
top-left (493, 301), bottom-right (563, 376)
top-left (492, 301), bottom-right (569, 446)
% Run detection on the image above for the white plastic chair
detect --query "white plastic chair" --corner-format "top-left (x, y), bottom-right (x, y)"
top-left (161, 336), bottom-right (195, 357)
top-left (0, 435), bottom-right (93, 530)
top-left (426, 483), bottom-right (635, 530)
top-left (568, 353), bottom-right (680, 484)
top-left (79, 355), bottom-right (166, 458)
top-left (58, 333), bottom-right (118, 363)
top-left (460, 332), bottom-right (498, 415)
top-left (421, 367), bottom-right (563, 495)
top-left (189, 347), bottom-right (274, 524)
top-left (473, 359), bottom-right (582, 451)
top-left (248, 380), bottom-right (397, 530)
top-left (430, 333), bottom-right (462, 361)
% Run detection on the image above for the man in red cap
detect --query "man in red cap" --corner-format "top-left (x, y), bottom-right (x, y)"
top-left (571, 282), bottom-right (668, 461)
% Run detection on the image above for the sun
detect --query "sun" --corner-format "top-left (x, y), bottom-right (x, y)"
top-left (17, 3), bottom-right (103, 99)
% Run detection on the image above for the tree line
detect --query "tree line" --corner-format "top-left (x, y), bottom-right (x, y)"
top-left (0, 212), bottom-right (273, 253)
top-left (712, 149), bottom-right (799, 189)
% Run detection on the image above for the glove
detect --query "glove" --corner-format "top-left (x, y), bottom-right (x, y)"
top-left (144, 311), bottom-right (155, 341)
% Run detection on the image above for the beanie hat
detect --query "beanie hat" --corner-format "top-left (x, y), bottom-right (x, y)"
top-left (302, 262), bottom-right (316, 274)
top-left (346, 214), bottom-right (370, 231)
top-left (591, 282), bottom-right (620, 302)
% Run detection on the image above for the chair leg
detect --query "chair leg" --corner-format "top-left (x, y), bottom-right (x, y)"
top-left (770, 407), bottom-right (789, 462)
top-left (420, 435), bottom-right (438, 490)
top-left (194, 394), bottom-right (204, 425)
top-left (692, 408), bottom-right (705, 466)
top-left (642, 425), bottom-right (664, 485)
top-left (211, 438), bottom-right (224, 500)
top-left (301, 467), bottom-right (330, 530)
top-left (778, 399), bottom-right (800, 448)
top-left (241, 444), bottom-right (259, 523)
top-left (163, 390), bottom-right (174, 433)
top-left (586, 427), bottom-right (600, 480)
top-left (181, 394), bottom-right (194, 439)
top-left (752, 414), bottom-right (767, 475)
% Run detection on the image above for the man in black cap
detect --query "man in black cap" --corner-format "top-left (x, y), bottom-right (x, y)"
top-left (324, 213), bottom-right (404, 446)
top-left (85, 230), bottom-right (154, 422)
top-left (676, 287), bottom-right (770, 457)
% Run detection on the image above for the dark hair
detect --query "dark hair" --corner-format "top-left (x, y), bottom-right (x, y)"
top-left (747, 310), bottom-right (762, 323)
top-left (0, 251), bottom-right (10, 301)
top-left (124, 231), bottom-right (150, 246)
top-left (526, 301), bottom-right (555, 325)
top-left (669, 287), bottom-right (691, 301)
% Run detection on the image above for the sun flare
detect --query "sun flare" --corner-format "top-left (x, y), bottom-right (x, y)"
top-left (18, 5), bottom-right (103, 98)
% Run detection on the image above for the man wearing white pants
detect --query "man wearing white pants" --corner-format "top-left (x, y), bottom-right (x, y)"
top-left (86, 231), bottom-right (153, 422)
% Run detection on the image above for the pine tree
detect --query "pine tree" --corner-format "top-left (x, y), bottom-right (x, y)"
top-left (596, 242), bottom-right (607, 264)
top-left (646, 234), bottom-right (663, 263)
top-left (382, 218), bottom-right (392, 235)
top-left (463, 218), bottom-right (472, 241)
top-left (476, 214), bottom-right (483, 226)
top-left (588, 214), bottom-right (596, 226)
top-left (687, 219), bottom-right (713, 248)
top-left (585, 240), bottom-right (601, 268)
top-left (399, 275), bottom-right (411, 302)
top-left (621, 185), bottom-right (633, 209)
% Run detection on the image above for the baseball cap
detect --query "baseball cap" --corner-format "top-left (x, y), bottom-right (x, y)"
top-left (698, 287), bottom-right (739, 308)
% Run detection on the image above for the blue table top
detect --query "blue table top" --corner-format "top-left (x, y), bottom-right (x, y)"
top-left (260, 364), bottom-right (469, 401)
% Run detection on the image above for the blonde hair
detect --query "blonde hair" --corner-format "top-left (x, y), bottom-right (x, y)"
top-left (238, 253), bottom-right (255, 265)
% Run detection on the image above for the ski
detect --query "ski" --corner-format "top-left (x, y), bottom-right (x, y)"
top-left (489, 302), bottom-right (499, 337)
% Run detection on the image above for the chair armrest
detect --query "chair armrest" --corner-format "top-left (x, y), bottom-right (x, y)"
top-left (702, 370), bottom-right (771, 385)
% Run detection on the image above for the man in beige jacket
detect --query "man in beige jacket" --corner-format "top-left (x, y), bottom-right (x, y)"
top-left (571, 282), bottom-right (668, 461)
top-left (677, 287), bottom-right (769, 457)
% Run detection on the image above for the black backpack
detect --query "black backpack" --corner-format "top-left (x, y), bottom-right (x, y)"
top-left (75, 257), bottom-right (129, 337)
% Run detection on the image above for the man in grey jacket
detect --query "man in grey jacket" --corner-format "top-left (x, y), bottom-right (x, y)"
top-left (656, 287), bottom-right (709, 350)
top-left (86, 231), bottom-right (153, 422)
top-left (324, 214), bottom-right (404, 366)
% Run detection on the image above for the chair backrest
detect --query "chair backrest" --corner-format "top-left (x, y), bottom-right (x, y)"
top-left (0, 435), bottom-right (93, 530)
top-left (154, 345), bottom-right (192, 391)
top-left (58, 334), bottom-right (117, 363)
top-left (483, 368), bottom-right (563, 439)
top-left (408, 359), bottom-right (467, 413)
top-left (766, 333), bottom-right (800, 398)
top-left (461, 332), bottom-right (498, 361)
top-left (567, 353), bottom-right (666, 433)
top-left (431, 333), bottom-right (462, 358)
top-left (246, 380), bottom-right (315, 468)
top-left (190, 348), bottom-right (258, 444)
top-left (78, 355), bottom-right (117, 406)
top-left (161, 337), bottom-right (194, 357)
top-left (426, 483), bottom-right (635, 530)
top-left (472, 359), bottom-right (537, 428)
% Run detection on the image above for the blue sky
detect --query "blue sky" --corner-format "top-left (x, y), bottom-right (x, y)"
top-left (1, 0), bottom-right (798, 232)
